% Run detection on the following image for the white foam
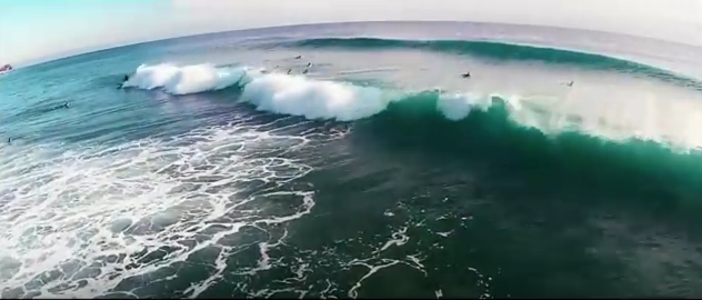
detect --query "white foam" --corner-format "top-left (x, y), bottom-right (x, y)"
top-left (127, 64), bottom-right (396, 121)
top-left (435, 88), bottom-right (702, 150)
top-left (0, 123), bottom-right (316, 298)
top-left (347, 259), bottom-right (401, 299)
top-left (436, 93), bottom-right (492, 121)
top-left (125, 63), bottom-right (702, 150)
top-left (123, 63), bottom-right (248, 95)
top-left (241, 73), bottom-right (393, 121)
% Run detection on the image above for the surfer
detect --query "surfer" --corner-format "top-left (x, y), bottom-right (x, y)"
top-left (118, 75), bottom-right (130, 89)
top-left (566, 81), bottom-right (574, 87)
top-left (301, 62), bottom-right (312, 74)
top-left (287, 69), bottom-right (292, 75)
top-left (41, 101), bottom-right (70, 113)
top-left (295, 55), bottom-right (302, 59)
top-left (461, 71), bottom-right (471, 78)
top-left (7, 137), bottom-right (12, 144)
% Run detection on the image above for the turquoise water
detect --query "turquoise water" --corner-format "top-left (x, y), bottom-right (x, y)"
top-left (2, 21), bottom-right (702, 298)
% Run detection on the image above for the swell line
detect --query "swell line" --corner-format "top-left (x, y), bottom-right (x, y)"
top-left (272, 37), bottom-right (702, 90)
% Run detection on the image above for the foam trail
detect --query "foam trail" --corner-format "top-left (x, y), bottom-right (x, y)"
top-left (123, 63), bottom-right (248, 95)
top-left (0, 123), bottom-right (316, 298)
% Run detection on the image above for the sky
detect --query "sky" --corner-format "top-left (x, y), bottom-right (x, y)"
top-left (1, 0), bottom-right (701, 64)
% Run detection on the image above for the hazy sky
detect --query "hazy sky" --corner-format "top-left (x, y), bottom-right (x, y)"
top-left (2, 0), bottom-right (701, 64)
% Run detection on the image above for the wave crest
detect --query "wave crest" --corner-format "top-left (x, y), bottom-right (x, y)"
top-left (125, 63), bottom-right (399, 121)
top-left (125, 63), bottom-right (702, 150)
top-left (123, 63), bottom-right (249, 95)
top-left (241, 73), bottom-right (394, 121)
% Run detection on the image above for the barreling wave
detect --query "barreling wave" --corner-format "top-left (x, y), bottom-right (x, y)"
top-left (275, 37), bottom-right (702, 90)
top-left (359, 94), bottom-right (702, 212)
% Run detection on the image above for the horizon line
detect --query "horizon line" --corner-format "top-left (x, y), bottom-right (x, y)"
top-left (13, 20), bottom-right (701, 69)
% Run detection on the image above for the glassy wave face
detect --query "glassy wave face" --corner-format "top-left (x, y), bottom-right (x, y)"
top-left (2, 22), bottom-right (702, 298)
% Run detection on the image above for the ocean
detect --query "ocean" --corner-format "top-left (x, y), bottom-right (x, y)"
top-left (2, 21), bottom-right (702, 298)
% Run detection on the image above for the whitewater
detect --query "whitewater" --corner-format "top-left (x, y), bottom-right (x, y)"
top-left (124, 59), bottom-right (702, 150)
top-left (3, 22), bottom-right (702, 299)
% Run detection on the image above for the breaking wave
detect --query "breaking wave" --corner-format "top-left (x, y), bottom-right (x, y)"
top-left (124, 63), bottom-right (400, 121)
top-left (6, 53), bottom-right (702, 298)
top-left (122, 63), bottom-right (249, 95)
top-left (125, 63), bottom-right (702, 150)
top-left (120, 62), bottom-right (702, 213)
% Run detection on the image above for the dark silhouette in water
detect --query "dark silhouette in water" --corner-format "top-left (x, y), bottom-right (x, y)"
top-left (302, 69), bottom-right (309, 74)
top-left (118, 75), bottom-right (130, 89)
top-left (566, 81), bottom-right (574, 87)
top-left (287, 69), bottom-right (292, 75)
top-left (0, 64), bottom-right (12, 72)
top-left (53, 102), bottom-right (69, 110)
top-left (42, 102), bottom-right (70, 113)
top-left (295, 55), bottom-right (302, 59)
top-left (7, 137), bottom-right (13, 144)
top-left (461, 71), bottom-right (471, 78)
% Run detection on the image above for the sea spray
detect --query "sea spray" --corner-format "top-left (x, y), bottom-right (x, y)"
top-left (123, 63), bottom-right (249, 95)
top-left (124, 63), bottom-right (400, 121)
top-left (240, 73), bottom-right (394, 121)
